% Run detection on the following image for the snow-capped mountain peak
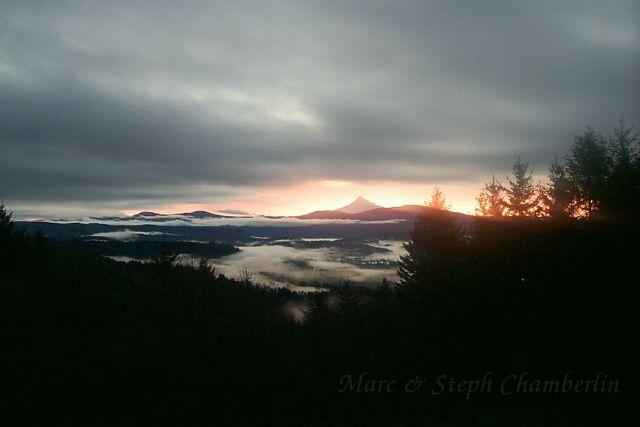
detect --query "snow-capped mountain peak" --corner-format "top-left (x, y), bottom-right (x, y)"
top-left (335, 196), bottom-right (381, 214)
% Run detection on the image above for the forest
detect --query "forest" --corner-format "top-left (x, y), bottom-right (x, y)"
top-left (1, 123), bottom-right (639, 424)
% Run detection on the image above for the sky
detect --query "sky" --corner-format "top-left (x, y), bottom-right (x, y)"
top-left (1, 0), bottom-right (638, 217)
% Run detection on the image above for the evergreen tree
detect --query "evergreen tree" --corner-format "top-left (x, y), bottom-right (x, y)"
top-left (427, 186), bottom-right (452, 210)
top-left (504, 156), bottom-right (537, 216)
top-left (565, 128), bottom-right (610, 216)
top-left (607, 119), bottom-right (639, 218)
top-left (476, 176), bottom-right (506, 217)
top-left (0, 203), bottom-right (13, 231)
top-left (1, 203), bottom-right (16, 260)
top-left (539, 158), bottom-right (573, 219)
top-left (398, 212), bottom-right (465, 292)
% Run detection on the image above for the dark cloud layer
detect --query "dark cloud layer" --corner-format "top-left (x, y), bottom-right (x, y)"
top-left (1, 0), bottom-right (638, 211)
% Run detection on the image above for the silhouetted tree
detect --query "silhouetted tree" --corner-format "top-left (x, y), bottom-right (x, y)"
top-left (238, 267), bottom-right (254, 285)
top-left (504, 156), bottom-right (537, 216)
top-left (426, 186), bottom-right (452, 210)
top-left (0, 203), bottom-right (26, 272)
top-left (197, 257), bottom-right (217, 276)
top-left (565, 128), bottom-right (610, 216)
top-left (152, 252), bottom-right (178, 267)
top-left (0, 203), bottom-right (12, 233)
top-left (476, 175), bottom-right (506, 216)
top-left (398, 211), bottom-right (465, 293)
top-left (607, 119), bottom-right (639, 218)
top-left (539, 158), bottom-right (573, 219)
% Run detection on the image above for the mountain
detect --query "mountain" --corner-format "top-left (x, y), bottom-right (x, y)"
top-left (105, 203), bottom-right (466, 223)
top-left (128, 210), bottom-right (251, 220)
top-left (335, 196), bottom-right (381, 214)
top-left (296, 204), bottom-right (471, 221)
top-left (132, 211), bottom-right (163, 217)
top-left (295, 210), bottom-right (359, 220)
top-left (298, 204), bottom-right (425, 221)
top-left (178, 210), bottom-right (227, 219)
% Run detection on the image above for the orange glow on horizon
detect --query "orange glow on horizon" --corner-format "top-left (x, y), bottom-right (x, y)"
top-left (122, 180), bottom-right (481, 217)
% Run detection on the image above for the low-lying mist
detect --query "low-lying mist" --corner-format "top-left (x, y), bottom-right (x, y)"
top-left (202, 239), bottom-right (405, 291)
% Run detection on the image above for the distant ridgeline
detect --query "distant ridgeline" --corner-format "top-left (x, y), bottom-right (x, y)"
top-left (13, 220), bottom-right (416, 243)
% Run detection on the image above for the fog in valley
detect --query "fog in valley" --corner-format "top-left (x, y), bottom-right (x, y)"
top-left (209, 239), bottom-right (404, 290)
top-left (109, 238), bottom-right (405, 291)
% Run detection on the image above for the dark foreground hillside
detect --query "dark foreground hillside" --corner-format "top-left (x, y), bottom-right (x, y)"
top-left (1, 208), bottom-right (638, 425)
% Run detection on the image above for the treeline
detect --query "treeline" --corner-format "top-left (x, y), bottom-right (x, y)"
top-left (475, 121), bottom-right (639, 220)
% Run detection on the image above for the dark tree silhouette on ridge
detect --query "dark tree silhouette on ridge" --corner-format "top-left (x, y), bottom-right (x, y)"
top-left (565, 127), bottom-right (610, 216)
top-left (426, 186), bottom-right (452, 210)
top-left (476, 175), bottom-right (506, 217)
top-left (504, 155), bottom-right (537, 216)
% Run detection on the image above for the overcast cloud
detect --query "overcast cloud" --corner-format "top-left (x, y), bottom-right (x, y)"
top-left (1, 0), bottom-right (638, 214)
